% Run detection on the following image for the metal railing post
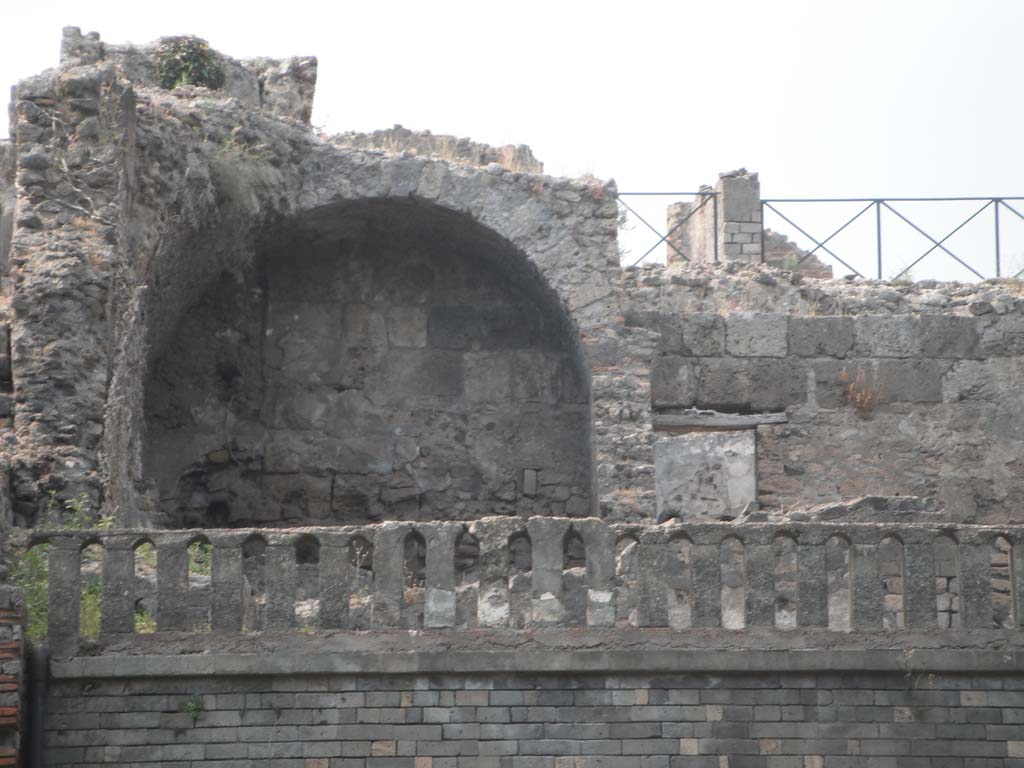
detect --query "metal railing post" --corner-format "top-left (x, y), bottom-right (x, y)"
top-left (712, 193), bottom-right (719, 263)
top-left (995, 199), bottom-right (1002, 278)
top-left (759, 200), bottom-right (766, 264)
top-left (875, 201), bottom-right (883, 279)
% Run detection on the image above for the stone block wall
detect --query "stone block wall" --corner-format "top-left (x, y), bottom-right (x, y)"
top-left (40, 654), bottom-right (1024, 767)
top-left (0, 588), bottom-right (24, 768)
top-left (2, 28), bottom-right (629, 528)
top-left (143, 203), bottom-right (592, 527)
top-left (624, 267), bottom-right (1024, 523)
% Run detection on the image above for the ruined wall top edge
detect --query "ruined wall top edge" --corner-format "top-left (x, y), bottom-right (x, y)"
top-left (624, 259), bottom-right (1024, 318)
top-left (55, 26), bottom-right (318, 124)
top-left (54, 27), bottom-right (545, 176)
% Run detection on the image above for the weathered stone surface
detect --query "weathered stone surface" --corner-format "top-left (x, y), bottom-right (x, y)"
top-left (874, 359), bottom-right (947, 403)
top-left (654, 432), bottom-right (756, 521)
top-left (4, 25), bottom-right (1024, 545)
top-left (651, 356), bottom-right (697, 408)
top-left (853, 315), bottom-right (922, 357)
top-left (726, 313), bottom-right (788, 357)
top-left (788, 317), bottom-right (854, 358)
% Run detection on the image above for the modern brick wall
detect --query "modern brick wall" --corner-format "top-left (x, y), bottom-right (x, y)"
top-left (0, 587), bottom-right (24, 767)
top-left (43, 660), bottom-right (1024, 767)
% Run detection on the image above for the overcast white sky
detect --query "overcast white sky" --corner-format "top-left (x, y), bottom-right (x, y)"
top-left (3, 0), bottom-right (1023, 277)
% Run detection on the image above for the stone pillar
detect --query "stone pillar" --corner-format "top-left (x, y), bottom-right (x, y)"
top-left (0, 587), bottom-right (24, 768)
top-left (666, 169), bottom-right (762, 265)
top-left (718, 169), bottom-right (763, 263)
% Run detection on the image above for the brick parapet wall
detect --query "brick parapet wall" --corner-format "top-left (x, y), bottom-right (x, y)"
top-left (0, 587), bottom-right (25, 768)
top-left (41, 650), bottom-right (1024, 767)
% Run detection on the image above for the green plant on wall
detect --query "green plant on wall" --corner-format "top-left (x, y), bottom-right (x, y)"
top-left (156, 36), bottom-right (225, 90)
top-left (179, 696), bottom-right (205, 725)
top-left (13, 543), bottom-right (50, 642)
top-left (13, 491), bottom-right (114, 641)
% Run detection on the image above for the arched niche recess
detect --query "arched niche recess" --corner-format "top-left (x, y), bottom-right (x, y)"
top-left (142, 199), bottom-right (592, 527)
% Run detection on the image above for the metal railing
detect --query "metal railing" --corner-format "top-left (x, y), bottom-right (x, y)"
top-left (762, 197), bottom-right (1024, 280)
top-left (617, 191), bottom-right (718, 267)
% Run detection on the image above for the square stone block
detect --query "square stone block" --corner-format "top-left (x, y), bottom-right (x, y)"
top-left (727, 313), bottom-right (787, 357)
top-left (655, 431), bottom-right (756, 521)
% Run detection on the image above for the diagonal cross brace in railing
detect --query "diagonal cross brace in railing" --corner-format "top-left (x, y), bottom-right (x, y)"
top-left (618, 192), bottom-right (718, 267)
top-left (882, 200), bottom-right (991, 281)
top-left (762, 196), bottom-right (1024, 280)
top-left (761, 200), bottom-right (870, 278)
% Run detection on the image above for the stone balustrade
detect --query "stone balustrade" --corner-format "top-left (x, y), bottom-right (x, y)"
top-left (26, 517), bottom-right (1024, 658)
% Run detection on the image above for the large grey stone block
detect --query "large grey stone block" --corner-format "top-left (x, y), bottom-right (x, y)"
top-left (917, 316), bottom-right (980, 358)
top-left (788, 317), bottom-right (854, 358)
top-left (651, 356), bottom-right (697, 408)
top-left (655, 431), bottom-right (756, 521)
top-left (853, 316), bottom-right (921, 357)
top-left (727, 314), bottom-right (788, 357)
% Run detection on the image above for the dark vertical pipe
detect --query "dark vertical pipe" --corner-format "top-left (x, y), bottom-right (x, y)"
top-left (27, 642), bottom-right (49, 768)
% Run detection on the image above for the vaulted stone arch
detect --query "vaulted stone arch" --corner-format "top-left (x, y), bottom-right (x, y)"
top-left (142, 193), bottom-right (603, 527)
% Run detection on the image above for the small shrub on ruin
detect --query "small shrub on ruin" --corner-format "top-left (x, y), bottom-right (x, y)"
top-left (840, 366), bottom-right (881, 415)
top-left (208, 137), bottom-right (279, 214)
top-left (156, 36), bottom-right (225, 90)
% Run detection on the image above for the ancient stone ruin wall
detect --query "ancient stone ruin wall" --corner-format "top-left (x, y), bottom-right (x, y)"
top-left (3, 27), bottom-right (1024, 768)
top-left (332, 125), bottom-right (543, 173)
top-left (144, 202), bottom-right (592, 527)
top-left (665, 171), bottom-right (832, 277)
top-left (624, 263), bottom-right (1024, 523)
top-left (1, 27), bottom-right (630, 529)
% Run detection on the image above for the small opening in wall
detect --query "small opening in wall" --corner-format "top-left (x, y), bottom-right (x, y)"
top-left (241, 534), bottom-right (267, 631)
top-left (507, 531), bottom-right (533, 629)
top-left (79, 542), bottom-right (104, 641)
top-left (668, 534), bottom-right (693, 629)
top-left (773, 535), bottom-right (798, 630)
top-left (294, 535), bottom-right (321, 628)
top-left (720, 537), bottom-right (746, 630)
top-left (187, 537), bottom-right (212, 631)
top-left (133, 540), bottom-right (157, 633)
top-left (614, 535), bottom-right (640, 628)
top-left (562, 527), bottom-right (587, 626)
top-left (878, 536), bottom-right (904, 630)
top-left (992, 536), bottom-right (1014, 629)
top-left (455, 528), bottom-right (480, 628)
top-left (402, 530), bottom-right (427, 629)
top-left (206, 499), bottom-right (230, 527)
top-left (348, 536), bottom-right (374, 629)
